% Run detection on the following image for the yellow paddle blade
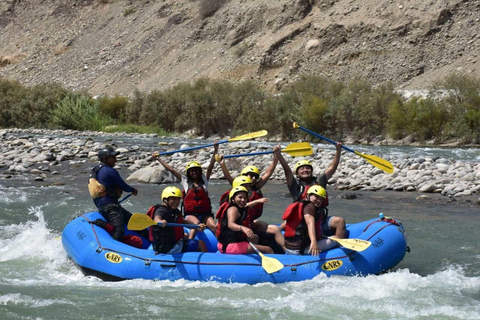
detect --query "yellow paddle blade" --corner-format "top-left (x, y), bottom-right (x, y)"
top-left (228, 130), bottom-right (268, 142)
top-left (127, 213), bottom-right (155, 231)
top-left (355, 151), bottom-right (394, 174)
top-left (282, 142), bottom-right (313, 157)
top-left (329, 237), bottom-right (371, 252)
top-left (258, 251), bottom-right (284, 274)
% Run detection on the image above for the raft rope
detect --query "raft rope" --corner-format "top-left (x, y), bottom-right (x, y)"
top-left (83, 214), bottom-right (350, 269)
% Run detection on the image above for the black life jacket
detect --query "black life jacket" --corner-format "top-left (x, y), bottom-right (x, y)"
top-left (215, 202), bottom-right (250, 253)
top-left (146, 204), bottom-right (185, 254)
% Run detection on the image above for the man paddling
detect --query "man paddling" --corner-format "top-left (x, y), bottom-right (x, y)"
top-left (274, 142), bottom-right (346, 241)
top-left (88, 146), bottom-right (138, 241)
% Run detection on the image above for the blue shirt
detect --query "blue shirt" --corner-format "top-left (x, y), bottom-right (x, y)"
top-left (93, 165), bottom-right (135, 208)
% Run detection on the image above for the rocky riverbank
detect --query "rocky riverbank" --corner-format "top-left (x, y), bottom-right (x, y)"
top-left (1, 128), bottom-right (479, 205)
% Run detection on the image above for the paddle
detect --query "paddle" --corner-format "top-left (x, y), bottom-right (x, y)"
top-left (223, 142), bottom-right (313, 159)
top-left (127, 213), bottom-right (201, 231)
top-left (157, 130), bottom-right (268, 156)
top-left (293, 122), bottom-right (394, 174)
top-left (118, 194), bottom-right (132, 204)
top-left (325, 236), bottom-right (371, 252)
top-left (248, 241), bottom-right (284, 274)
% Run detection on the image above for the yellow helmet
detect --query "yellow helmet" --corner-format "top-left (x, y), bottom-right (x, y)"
top-left (229, 186), bottom-right (249, 202)
top-left (232, 175), bottom-right (252, 188)
top-left (185, 161), bottom-right (202, 172)
top-left (294, 160), bottom-right (313, 174)
top-left (306, 185), bottom-right (326, 199)
top-left (161, 186), bottom-right (182, 201)
top-left (241, 165), bottom-right (260, 177)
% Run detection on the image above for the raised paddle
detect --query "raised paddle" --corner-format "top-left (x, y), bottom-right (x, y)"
top-left (293, 122), bottom-right (394, 174)
top-left (127, 213), bottom-right (201, 231)
top-left (325, 236), bottom-right (372, 252)
top-left (248, 241), bottom-right (284, 274)
top-left (223, 142), bottom-right (313, 159)
top-left (157, 130), bottom-right (268, 156)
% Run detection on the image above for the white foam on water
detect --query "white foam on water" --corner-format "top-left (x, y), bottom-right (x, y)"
top-left (0, 185), bottom-right (29, 204)
top-left (0, 293), bottom-right (70, 308)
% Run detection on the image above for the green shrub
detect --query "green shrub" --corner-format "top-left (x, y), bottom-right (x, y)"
top-left (103, 124), bottom-right (169, 135)
top-left (123, 7), bottom-right (136, 17)
top-left (97, 94), bottom-right (129, 123)
top-left (52, 94), bottom-right (110, 131)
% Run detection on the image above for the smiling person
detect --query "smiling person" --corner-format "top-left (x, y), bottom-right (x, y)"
top-left (282, 186), bottom-right (336, 255)
top-left (147, 186), bottom-right (207, 254)
top-left (274, 142), bottom-right (346, 240)
top-left (216, 186), bottom-right (273, 254)
top-left (88, 146), bottom-right (138, 241)
top-left (156, 143), bottom-right (218, 238)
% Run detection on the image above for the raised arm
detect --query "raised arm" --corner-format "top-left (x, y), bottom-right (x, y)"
top-left (273, 144), bottom-right (294, 187)
top-left (206, 142), bottom-right (219, 180)
top-left (324, 142), bottom-right (342, 180)
top-left (255, 153), bottom-right (278, 189)
top-left (217, 156), bottom-right (234, 185)
top-left (156, 157), bottom-right (182, 181)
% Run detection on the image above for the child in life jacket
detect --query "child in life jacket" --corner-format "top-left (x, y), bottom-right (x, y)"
top-left (216, 186), bottom-right (273, 254)
top-left (155, 143), bottom-right (218, 239)
top-left (282, 185), bottom-right (337, 256)
top-left (218, 174), bottom-right (285, 253)
top-left (147, 186), bottom-right (207, 254)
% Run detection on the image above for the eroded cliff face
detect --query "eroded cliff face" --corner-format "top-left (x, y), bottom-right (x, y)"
top-left (1, 0), bottom-right (479, 96)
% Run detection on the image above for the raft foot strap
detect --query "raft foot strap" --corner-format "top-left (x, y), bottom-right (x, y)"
top-left (145, 259), bottom-right (152, 266)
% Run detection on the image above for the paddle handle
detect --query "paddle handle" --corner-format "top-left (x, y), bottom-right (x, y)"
top-left (224, 150), bottom-right (273, 158)
top-left (118, 194), bottom-right (132, 204)
top-left (295, 124), bottom-right (355, 153)
top-left (158, 140), bottom-right (228, 156)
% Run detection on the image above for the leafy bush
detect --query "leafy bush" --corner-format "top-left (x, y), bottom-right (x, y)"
top-left (52, 94), bottom-right (110, 131)
top-left (97, 94), bottom-right (129, 123)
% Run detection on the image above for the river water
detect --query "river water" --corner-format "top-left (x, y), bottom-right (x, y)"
top-left (0, 134), bottom-right (479, 320)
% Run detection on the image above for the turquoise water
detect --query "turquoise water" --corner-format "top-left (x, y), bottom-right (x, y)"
top-left (1, 174), bottom-right (479, 319)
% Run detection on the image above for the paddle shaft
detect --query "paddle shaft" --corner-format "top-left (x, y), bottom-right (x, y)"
top-left (118, 194), bottom-right (132, 204)
top-left (224, 150), bottom-right (273, 158)
top-left (159, 140), bottom-right (228, 156)
top-left (296, 124), bottom-right (355, 153)
top-left (165, 222), bottom-right (201, 229)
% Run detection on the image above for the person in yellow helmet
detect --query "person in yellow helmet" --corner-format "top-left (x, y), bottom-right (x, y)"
top-left (146, 186), bottom-right (207, 254)
top-left (155, 143), bottom-right (219, 238)
top-left (274, 142), bottom-right (346, 240)
top-left (281, 185), bottom-right (336, 255)
top-left (215, 186), bottom-right (273, 254)
top-left (216, 147), bottom-right (285, 253)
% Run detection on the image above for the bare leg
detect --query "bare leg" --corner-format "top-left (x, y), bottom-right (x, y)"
top-left (266, 224), bottom-right (285, 251)
top-left (329, 216), bottom-right (346, 239)
top-left (204, 216), bottom-right (217, 235)
top-left (185, 215), bottom-right (200, 239)
top-left (247, 243), bottom-right (273, 254)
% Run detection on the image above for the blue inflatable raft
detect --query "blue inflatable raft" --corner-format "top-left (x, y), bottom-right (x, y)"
top-left (62, 211), bottom-right (408, 284)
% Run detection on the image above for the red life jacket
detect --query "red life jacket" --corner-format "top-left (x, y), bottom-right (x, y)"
top-left (215, 202), bottom-right (250, 252)
top-left (248, 189), bottom-right (264, 221)
top-left (146, 204), bottom-right (184, 242)
top-left (298, 180), bottom-right (329, 207)
top-left (182, 184), bottom-right (212, 216)
top-left (219, 190), bottom-right (230, 205)
top-left (282, 200), bottom-right (322, 241)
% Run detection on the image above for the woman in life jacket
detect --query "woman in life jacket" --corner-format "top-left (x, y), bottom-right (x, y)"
top-left (219, 175), bottom-right (285, 253)
top-left (217, 152), bottom-right (285, 253)
top-left (155, 143), bottom-right (218, 239)
top-left (216, 186), bottom-right (273, 254)
top-left (148, 186), bottom-right (207, 254)
top-left (282, 185), bottom-right (336, 256)
top-left (275, 143), bottom-right (347, 240)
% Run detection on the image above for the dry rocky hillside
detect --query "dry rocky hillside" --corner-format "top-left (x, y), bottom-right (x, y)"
top-left (0, 0), bottom-right (479, 96)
